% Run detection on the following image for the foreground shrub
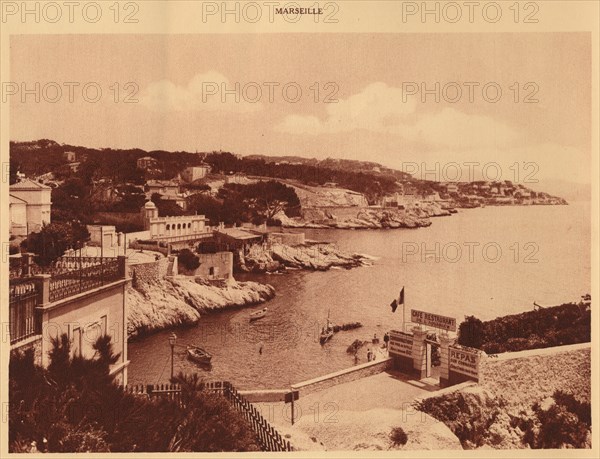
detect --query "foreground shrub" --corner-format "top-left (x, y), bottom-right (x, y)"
top-left (415, 388), bottom-right (507, 448)
top-left (390, 427), bottom-right (408, 446)
top-left (522, 390), bottom-right (591, 449)
top-left (9, 335), bottom-right (259, 452)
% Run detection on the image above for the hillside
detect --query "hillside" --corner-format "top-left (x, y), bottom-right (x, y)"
top-left (9, 140), bottom-right (405, 202)
top-left (10, 139), bottom-right (567, 214)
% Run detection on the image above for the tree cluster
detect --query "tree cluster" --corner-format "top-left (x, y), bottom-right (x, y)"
top-left (457, 303), bottom-right (591, 353)
top-left (23, 222), bottom-right (90, 266)
top-left (9, 335), bottom-right (260, 453)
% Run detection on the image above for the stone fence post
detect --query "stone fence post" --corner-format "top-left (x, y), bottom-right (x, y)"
top-left (411, 327), bottom-right (428, 379)
top-left (439, 334), bottom-right (456, 387)
top-left (117, 255), bottom-right (128, 279)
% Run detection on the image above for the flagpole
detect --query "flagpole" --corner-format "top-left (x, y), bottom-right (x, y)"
top-left (403, 289), bottom-right (406, 332)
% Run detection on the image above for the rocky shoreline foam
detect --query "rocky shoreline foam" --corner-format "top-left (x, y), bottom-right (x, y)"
top-left (127, 276), bottom-right (275, 339)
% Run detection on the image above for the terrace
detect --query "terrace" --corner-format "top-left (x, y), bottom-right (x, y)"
top-left (8, 255), bottom-right (127, 345)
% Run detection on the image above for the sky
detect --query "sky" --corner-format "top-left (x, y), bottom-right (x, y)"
top-left (9, 33), bottom-right (591, 188)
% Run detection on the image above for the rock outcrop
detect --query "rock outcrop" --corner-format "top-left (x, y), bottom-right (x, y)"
top-left (274, 204), bottom-right (450, 230)
top-left (127, 275), bottom-right (275, 339)
top-left (238, 241), bottom-right (374, 273)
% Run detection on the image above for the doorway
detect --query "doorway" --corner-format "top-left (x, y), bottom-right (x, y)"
top-left (424, 339), bottom-right (441, 382)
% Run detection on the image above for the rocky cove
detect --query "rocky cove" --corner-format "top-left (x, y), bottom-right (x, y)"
top-left (127, 240), bottom-right (374, 337)
top-left (127, 263), bottom-right (276, 339)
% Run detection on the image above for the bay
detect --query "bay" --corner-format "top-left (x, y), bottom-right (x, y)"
top-left (127, 203), bottom-right (591, 388)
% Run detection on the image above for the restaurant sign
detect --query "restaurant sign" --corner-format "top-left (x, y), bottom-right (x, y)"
top-left (411, 309), bottom-right (457, 332)
top-left (448, 345), bottom-right (480, 379)
top-left (389, 330), bottom-right (413, 358)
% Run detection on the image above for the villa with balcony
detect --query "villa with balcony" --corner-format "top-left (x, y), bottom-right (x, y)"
top-left (9, 255), bottom-right (130, 385)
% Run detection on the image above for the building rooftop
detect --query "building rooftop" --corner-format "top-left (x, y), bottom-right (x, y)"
top-left (215, 228), bottom-right (263, 240)
top-left (10, 179), bottom-right (51, 190)
top-left (10, 194), bottom-right (28, 204)
top-left (146, 180), bottom-right (180, 187)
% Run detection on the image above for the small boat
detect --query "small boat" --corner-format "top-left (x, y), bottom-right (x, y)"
top-left (187, 346), bottom-right (212, 366)
top-left (320, 326), bottom-right (334, 344)
top-left (249, 307), bottom-right (268, 321)
top-left (319, 310), bottom-right (335, 345)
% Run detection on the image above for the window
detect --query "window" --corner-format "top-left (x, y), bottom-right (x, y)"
top-left (209, 267), bottom-right (215, 276)
top-left (166, 224), bottom-right (170, 231)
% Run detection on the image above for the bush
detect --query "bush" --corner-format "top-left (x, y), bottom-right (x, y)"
top-left (390, 427), bottom-right (408, 446)
top-left (9, 335), bottom-right (260, 452)
top-left (458, 304), bottom-right (591, 353)
top-left (177, 249), bottom-right (200, 271)
top-left (458, 316), bottom-right (484, 349)
top-left (23, 221), bottom-right (90, 266)
top-left (522, 391), bottom-right (592, 448)
top-left (416, 390), bottom-right (506, 448)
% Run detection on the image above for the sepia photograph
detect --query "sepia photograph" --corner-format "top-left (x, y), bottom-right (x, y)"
top-left (1, 1), bottom-right (598, 456)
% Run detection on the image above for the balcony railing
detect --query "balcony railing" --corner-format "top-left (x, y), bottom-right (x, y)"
top-left (9, 256), bottom-right (127, 345)
top-left (9, 278), bottom-right (40, 344)
top-left (48, 257), bottom-right (122, 303)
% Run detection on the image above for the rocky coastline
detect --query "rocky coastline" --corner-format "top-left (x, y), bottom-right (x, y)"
top-left (238, 241), bottom-right (375, 273)
top-left (127, 275), bottom-right (275, 339)
top-left (274, 203), bottom-right (450, 230)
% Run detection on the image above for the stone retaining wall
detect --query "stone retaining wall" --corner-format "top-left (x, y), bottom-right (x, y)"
top-left (130, 257), bottom-right (170, 286)
top-left (480, 342), bottom-right (591, 405)
top-left (291, 358), bottom-right (392, 397)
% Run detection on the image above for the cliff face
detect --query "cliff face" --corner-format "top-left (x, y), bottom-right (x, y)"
top-left (127, 275), bottom-right (275, 339)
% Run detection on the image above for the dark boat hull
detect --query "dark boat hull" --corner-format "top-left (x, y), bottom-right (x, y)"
top-left (187, 348), bottom-right (212, 366)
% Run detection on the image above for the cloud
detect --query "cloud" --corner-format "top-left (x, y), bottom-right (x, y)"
top-left (276, 82), bottom-right (416, 135)
top-left (401, 108), bottom-right (518, 149)
top-left (275, 82), bottom-right (518, 150)
top-left (140, 71), bottom-right (263, 113)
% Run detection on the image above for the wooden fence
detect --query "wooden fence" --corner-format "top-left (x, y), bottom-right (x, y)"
top-left (125, 381), bottom-right (292, 452)
top-left (223, 382), bottom-right (293, 452)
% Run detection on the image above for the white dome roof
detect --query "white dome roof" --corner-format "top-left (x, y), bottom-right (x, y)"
top-left (144, 200), bottom-right (157, 209)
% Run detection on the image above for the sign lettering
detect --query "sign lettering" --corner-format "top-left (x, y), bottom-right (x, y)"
top-left (389, 330), bottom-right (413, 358)
top-left (448, 345), bottom-right (480, 378)
top-left (411, 309), bottom-right (457, 332)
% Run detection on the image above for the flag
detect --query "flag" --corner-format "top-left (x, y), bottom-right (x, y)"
top-left (399, 287), bottom-right (405, 305)
top-left (390, 299), bottom-right (398, 313)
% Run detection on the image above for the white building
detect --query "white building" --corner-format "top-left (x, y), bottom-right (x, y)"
top-left (140, 201), bottom-right (209, 239)
top-left (9, 179), bottom-right (52, 236)
top-left (181, 165), bottom-right (211, 182)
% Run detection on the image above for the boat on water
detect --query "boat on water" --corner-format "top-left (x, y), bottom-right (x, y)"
top-left (186, 346), bottom-right (212, 366)
top-left (249, 307), bottom-right (268, 321)
top-left (319, 310), bottom-right (335, 345)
